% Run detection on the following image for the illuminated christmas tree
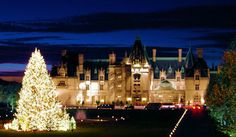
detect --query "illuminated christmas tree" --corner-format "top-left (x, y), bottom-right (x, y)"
top-left (6, 48), bottom-right (76, 131)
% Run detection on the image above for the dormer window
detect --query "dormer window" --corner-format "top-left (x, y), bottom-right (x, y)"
top-left (161, 77), bottom-right (165, 81)
top-left (177, 77), bottom-right (180, 82)
top-left (155, 67), bottom-right (159, 73)
top-left (195, 75), bottom-right (200, 80)
top-left (168, 66), bottom-right (172, 74)
top-left (181, 66), bottom-right (185, 73)
top-left (86, 76), bottom-right (90, 81)
top-left (94, 68), bottom-right (97, 74)
top-left (100, 85), bottom-right (103, 90)
top-left (99, 76), bottom-right (104, 81)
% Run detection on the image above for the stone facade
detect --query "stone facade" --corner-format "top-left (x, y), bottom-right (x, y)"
top-left (52, 38), bottom-right (210, 106)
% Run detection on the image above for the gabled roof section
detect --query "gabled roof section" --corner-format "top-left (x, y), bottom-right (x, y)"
top-left (185, 48), bottom-right (209, 77)
top-left (185, 48), bottom-right (195, 69)
top-left (129, 37), bottom-right (149, 64)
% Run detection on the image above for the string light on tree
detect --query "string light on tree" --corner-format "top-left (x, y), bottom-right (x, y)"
top-left (5, 48), bottom-right (76, 131)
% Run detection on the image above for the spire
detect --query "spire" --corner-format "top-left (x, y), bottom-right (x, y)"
top-left (185, 48), bottom-right (195, 69)
top-left (129, 37), bottom-right (149, 64)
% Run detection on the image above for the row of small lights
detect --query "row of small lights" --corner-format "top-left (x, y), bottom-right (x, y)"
top-left (169, 109), bottom-right (188, 137)
top-left (98, 115), bottom-right (125, 121)
top-left (79, 115), bottom-right (126, 122)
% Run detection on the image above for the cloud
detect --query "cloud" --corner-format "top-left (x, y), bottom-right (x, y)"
top-left (188, 31), bottom-right (236, 47)
top-left (4, 36), bottom-right (62, 43)
top-left (0, 5), bottom-right (236, 33)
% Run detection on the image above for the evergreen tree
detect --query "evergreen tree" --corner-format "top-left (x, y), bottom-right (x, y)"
top-left (6, 48), bottom-right (76, 131)
top-left (206, 40), bottom-right (236, 136)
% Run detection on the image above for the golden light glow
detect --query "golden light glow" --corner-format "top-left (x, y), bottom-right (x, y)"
top-left (201, 97), bottom-right (205, 104)
top-left (79, 83), bottom-right (86, 90)
top-left (133, 64), bottom-right (141, 67)
top-left (142, 98), bottom-right (147, 102)
top-left (4, 48), bottom-right (76, 131)
top-left (169, 109), bottom-right (188, 137)
top-left (87, 82), bottom-right (99, 96)
top-left (76, 93), bottom-right (84, 104)
top-left (127, 97), bottom-right (132, 101)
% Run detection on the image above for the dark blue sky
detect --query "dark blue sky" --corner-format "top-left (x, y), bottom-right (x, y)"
top-left (0, 0), bottom-right (234, 21)
top-left (0, 0), bottom-right (236, 75)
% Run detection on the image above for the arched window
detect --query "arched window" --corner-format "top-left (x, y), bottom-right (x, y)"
top-left (194, 95), bottom-right (200, 104)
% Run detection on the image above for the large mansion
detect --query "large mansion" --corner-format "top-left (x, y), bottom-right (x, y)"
top-left (52, 38), bottom-right (210, 106)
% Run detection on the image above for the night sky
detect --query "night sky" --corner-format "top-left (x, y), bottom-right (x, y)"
top-left (0, 0), bottom-right (236, 75)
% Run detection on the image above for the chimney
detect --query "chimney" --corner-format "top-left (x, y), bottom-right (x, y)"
top-left (109, 52), bottom-right (116, 64)
top-left (178, 48), bottom-right (182, 63)
top-left (152, 49), bottom-right (156, 62)
top-left (78, 54), bottom-right (84, 73)
top-left (79, 54), bottom-right (84, 65)
top-left (197, 48), bottom-right (203, 58)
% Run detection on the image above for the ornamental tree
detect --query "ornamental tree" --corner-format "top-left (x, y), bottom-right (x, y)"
top-left (206, 39), bottom-right (236, 136)
top-left (6, 48), bottom-right (76, 131)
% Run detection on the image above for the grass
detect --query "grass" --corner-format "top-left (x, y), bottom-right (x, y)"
top-left (0, 109), bottom-right (184, 137)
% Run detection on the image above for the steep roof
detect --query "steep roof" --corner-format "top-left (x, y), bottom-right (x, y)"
top-left (185, 48), bottom-right (209, 77)
top-left (129, 37), bottom-right (149, 64)
top-left (151, 57), bottom-right (185, 79)
top-left (83, 60), bottom-right (109, 80)
top-left (185, 48), bottom-right (195, 69)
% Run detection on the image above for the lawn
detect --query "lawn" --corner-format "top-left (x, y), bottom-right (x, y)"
top-left (0, 109), bottom-right (184, 137)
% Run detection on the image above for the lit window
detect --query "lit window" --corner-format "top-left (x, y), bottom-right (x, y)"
top-left (99, 76), bottom-right (104, 81)
top-left (161, 77), bottom-right (165, 81)
top-left (58, 81), bottom-right (66, 86)
top-left (100, 85), bottom-right (103, 90)
top-left (194, 95), bottom-right (200, 103)
top-left (195, 84), bottom-right (199, 90)
top-left (86, 85), bottom-right (89, 90)
top-left (195, 75), bottom-right (200, 80)
top-left (177, 77), bottom-right (180, 82)
top-left (86, 76), bottom-right (90, 81)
